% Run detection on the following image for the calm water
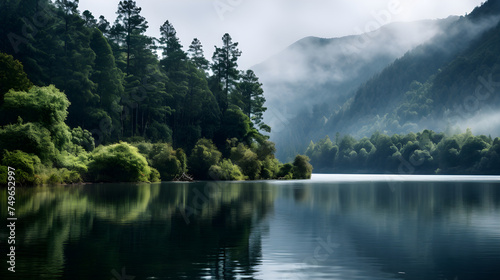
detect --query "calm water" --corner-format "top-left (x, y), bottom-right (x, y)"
top-left (1, 175), bottom-right (500, 280)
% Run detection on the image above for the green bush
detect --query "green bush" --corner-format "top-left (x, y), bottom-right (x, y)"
top-left (42, 168), bottom-right (81, 184)
top-left (0, 122), bottom-right (56, 163)
top-left (277, 163), bottom-right (294, 179)
top-left (133, 142), bottom-right (154, 160)
top-left (149, 167), bottom-right (161, 182)
top-left (1, 150), bottom-right (42, 184)
top-left (209, 159), bottom-right (245, 181)
top-left (293, 155), bottom-right (313, 179)
top-left (3, 85), bottom-right (72, 150)
top-left (71, 127), bottom-right (95, 152)
top-left (189, 138), bottom-right (222, 180)
top-left (261, 157), bottom-right (280, 179)
top-left (151, 143), bottom-right (183, 180)
top-left (55, 150), bottom-right (89, 174)
top-left (230, 143), bottom-right (262, 179)
top-left (87, 142), bottom-right (152, 182)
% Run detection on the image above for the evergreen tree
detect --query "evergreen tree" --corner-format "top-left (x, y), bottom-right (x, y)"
top-left (54, 0), bottom-right (80, 52)
top-left (159, 20), bottom-right (186, 71)
top-left (97, 15), bottom-right (110, 35)
top-left (238, 70), bottom-right (270, 132)
top-left (114, 0), bottom-right (148, 75)
top-left (0, 53), bottom-right (33, 99)
top-left (52, 0), bottom-right (98, 130)
top-left (89, 29), bottom-right (124, 143)
top-left (188, 38), bottom-right (209, 72)
top-left (211, 33), bottom-right (241, 114)
top-left (82, 10), bottom-right (97, 28)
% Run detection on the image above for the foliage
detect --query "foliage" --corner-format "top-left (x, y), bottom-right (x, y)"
top-left (0, 0), bottom-right (309, 184)
top-left (150, 143), bottom-right (185, 181)
top-left (188, 138), bottom-right (223, 180)
top-left (71, 127), bottom-right (95, 152)
top-left (0, 122), bottom-right (57, 163)
top-left (230, 143), bottom-right (262, 180)
top-left (3, 85), bottom-right (72, 150)
top-left (307, 129), bottom-right (500, 174)
top-left (1, 150), bottom-right (41, 184)
top-left (292, 155), bottom-right (313, 179)
top-left (0, 52), bottom-right (32, 98)
top-left (277, 163), bottom-right (294, 179)
top-left (209, 159), bottom-right (245, 181)
top-left (87, 142), bottom-right (152, 182)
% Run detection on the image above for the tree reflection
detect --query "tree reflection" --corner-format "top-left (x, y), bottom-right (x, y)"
top-left (0, 182), bottom-right (275, 279)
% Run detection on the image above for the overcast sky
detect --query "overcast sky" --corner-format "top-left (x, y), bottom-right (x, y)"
top-left (78, 0), bottom-right (484, 70)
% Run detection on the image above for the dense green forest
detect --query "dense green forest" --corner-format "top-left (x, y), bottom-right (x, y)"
top-left (307, 129), bottom-right (500, 175)
top-left (0, 0), bottom-right (312, 184)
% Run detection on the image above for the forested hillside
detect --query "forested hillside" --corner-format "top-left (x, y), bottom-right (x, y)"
top-left (254, 18), bottom-right (458, 161)
top-left (329, 0), bottom-right (500, 137)
top-left (261, 0), bottom-right (500, 164)
top-left (0, 0), bottom-right (312, 184)
top-left (300, 0), bottom-right (500, 174)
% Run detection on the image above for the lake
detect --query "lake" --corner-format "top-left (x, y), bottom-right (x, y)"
top-left (1, 174), bottom-right (500, 280)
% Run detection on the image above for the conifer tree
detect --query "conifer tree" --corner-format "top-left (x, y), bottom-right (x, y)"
top-left (159, 20), bottom-right (186, 69)
top-left (188, 38), bottom-right (209, 71)
top-left (238, 70), bottom-right (270, 132)
top-left (114, 0), bottom-right (148, 75)
top-left (211, 33), bottom-right (241, 114)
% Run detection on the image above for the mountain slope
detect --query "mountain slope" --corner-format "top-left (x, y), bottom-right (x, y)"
top-left (254, 18), bottom-right (459, 160)
top-left (327, 0), bottom-right (500, 139)
top-left (264, 0), bottom-right (500, 161)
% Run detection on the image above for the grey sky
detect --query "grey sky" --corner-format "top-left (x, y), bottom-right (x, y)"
top-left (78, 0), bottom-right (484, 70)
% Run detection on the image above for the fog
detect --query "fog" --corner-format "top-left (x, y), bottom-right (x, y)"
top-left (254, 18), bottom-right (455, 132)
top-left (78, 0), bottom-right (483, 70)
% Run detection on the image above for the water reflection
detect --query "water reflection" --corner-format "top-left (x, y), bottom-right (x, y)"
top-left (263, 180), bottom-right (500, 280)
top-left (0, 178), bottom-right (499, 280)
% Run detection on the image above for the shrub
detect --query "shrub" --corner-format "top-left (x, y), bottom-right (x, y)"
top-left (209, 159), bottom-right (245, 181)
top-left (87, 142), bottom-right (152, 182)
top-left (1, 150), bottom-right (42, 184)
top-left (261, 157), bottom-right (280, 179)
top-left (293, 155), bottom-right (313, 179)
top-left (3, 85), bottom-right (72, 150)
top-left (0, 122), bottom-right (56, 163)
top-left (151, 143), bottom-right (183, 180)
top-left (189, 138), bottom-right (222, 180)
top-left (230, 143), bottom-right (262, 179)
top-left (277, 163), bottom-right (294, 179)
top-left (55, 150), bottom-right (89, 174)
top-left (71, 127), bottom-right (95, 152)
top-left (149, 167), bottom-right (161, 182)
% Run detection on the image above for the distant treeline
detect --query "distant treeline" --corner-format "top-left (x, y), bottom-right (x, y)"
top-left (306, 130), bottom-right (500, 174)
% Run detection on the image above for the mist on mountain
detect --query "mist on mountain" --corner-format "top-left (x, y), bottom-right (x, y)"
top-left (256, 0), bottom-right (500, 161)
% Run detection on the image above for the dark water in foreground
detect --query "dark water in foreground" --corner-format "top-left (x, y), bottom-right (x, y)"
top-left (1, 175), bottom-right (500, 280)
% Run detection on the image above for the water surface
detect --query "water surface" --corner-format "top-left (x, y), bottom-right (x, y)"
top-left (1, 175), bottom-right (500, 279)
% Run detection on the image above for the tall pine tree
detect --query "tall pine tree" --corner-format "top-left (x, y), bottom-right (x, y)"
top-left (114, 0), bottom-right (148, 75)
top-left (238, 70), bottom-right (270, 132)
top-left (211, 33), bottom-right (241, 114)
top-left (188, 38), bottom-right (209, 72)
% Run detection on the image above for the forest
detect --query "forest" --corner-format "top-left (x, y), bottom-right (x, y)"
top-left (306, 129), bottom-right (500, 175)
top-left (0, 0), bottom-right (312, 184)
